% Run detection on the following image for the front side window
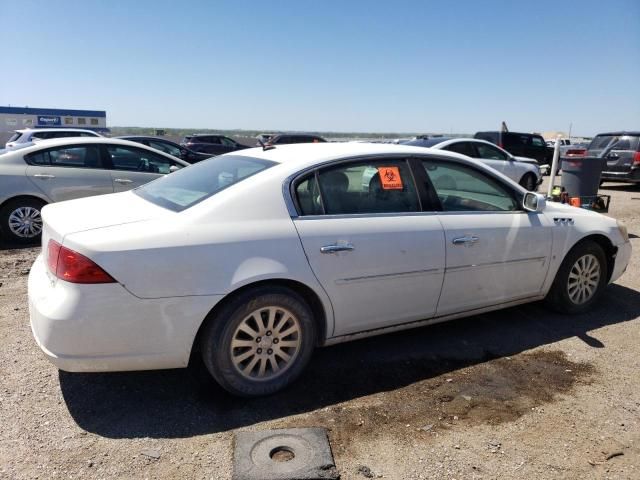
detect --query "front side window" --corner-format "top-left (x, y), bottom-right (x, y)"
top-left (475, 143), bottom-right (508, 160)
top-left (422, 160), bottom-right (518, 212)
top-left (296, 159), bottom-right (420, 215)
top-left (149, 140), bottom-right (181, 157)
top-left (27, 146), bottom-right (103, 168)
top-left (107, 145), bottom-right (180, 174)
top-left (135, 155), bottom-right (275, 212)
top-left (219, 137), bottom-right (237, 147)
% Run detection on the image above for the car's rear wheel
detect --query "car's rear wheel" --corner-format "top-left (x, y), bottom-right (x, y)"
top-left (201, 286), bottom-right (316, 397)
top-left (519, 173), bottom-right (537, 191)
top-left (0, 198), bottom-right (46, 244)
top-left (545, 240), bottom-right (607, 314)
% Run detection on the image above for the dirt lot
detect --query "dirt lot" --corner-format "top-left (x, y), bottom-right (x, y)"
top-left (1, 180), bottom-right (639, 479)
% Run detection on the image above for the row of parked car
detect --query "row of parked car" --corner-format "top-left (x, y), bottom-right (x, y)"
top-left (1, 127), bottom-right (638, 245)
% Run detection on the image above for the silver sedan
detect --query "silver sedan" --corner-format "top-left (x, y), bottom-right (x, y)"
top-left (0, 137), bottom-right (189, 243)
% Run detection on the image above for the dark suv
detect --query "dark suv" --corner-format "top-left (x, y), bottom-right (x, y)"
top-left (261, 133), bottom-right (326, 146)
top-left (180, 134), bottom-right (247, 156)
top-left (588, 132), bottom-right (640, 184)
top-left (474, 131), bottom-right (552, 166)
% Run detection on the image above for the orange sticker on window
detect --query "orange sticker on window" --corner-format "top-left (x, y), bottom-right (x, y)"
top-left (377, 166), bottom-right (403, 190)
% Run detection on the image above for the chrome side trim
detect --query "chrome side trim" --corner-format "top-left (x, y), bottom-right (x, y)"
top-left (336, 268), bottom-right (441, 285)
top-left (446, 256), bottom-right (546, 272)
top-left (322, 295), bottom-right (545, 346)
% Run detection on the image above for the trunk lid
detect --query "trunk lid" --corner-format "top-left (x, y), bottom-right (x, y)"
top-left (41, 191), bottom-right (169, 245)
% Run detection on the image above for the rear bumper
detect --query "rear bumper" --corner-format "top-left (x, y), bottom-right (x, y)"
top-left (601, 169), bottom-right (640, 183)
top-left (28, 254), bottom-right (222, 372)
top-left (610, 241), bottom-right (632, 284)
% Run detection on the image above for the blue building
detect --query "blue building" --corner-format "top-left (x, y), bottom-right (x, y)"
top-left (0, 106), bottom-right (109, 140)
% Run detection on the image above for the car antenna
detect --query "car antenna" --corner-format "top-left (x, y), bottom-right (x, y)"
top-left (258, 140), bottom-right (276, 151)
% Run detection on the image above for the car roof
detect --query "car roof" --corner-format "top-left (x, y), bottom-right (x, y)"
top-left (230, 142), bottom-right (484, 172)
top-left (16, 128), bottom-right (98, 134)
top-left (0, 137), bottom-right (189, 165)
top-left (593, 131), bottom-right (640, 136)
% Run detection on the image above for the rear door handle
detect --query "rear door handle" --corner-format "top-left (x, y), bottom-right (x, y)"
top-left (114, 178), bottom-right (133, 184)
top-left (320, 243), bottom-right (355, 254)
top-left (33, 174), bottom-right (55, 179)
top-left (452, 235), bottom-right (479, 245)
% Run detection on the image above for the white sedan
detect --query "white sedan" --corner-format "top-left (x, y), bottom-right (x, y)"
top-left (28, 143), bottom-right (631, 396)
top-left (403, 137), bottom-right (543, 190)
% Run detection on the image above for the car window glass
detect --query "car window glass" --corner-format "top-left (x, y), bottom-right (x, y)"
top-left (31, 132), bottom-right (51, 140)
top-left (531, 137), bottom-right (546, 147)
top-left (46, 146), bottom-right (103, 169)
top-left (149, 140), bottom-right (181, 157)
top-left (312, 160), bottom-right (419, 215)
top-left (135, 155), bottom-right (274, 212)
top-left (107, 145), bottom-right (181, 174)
top-left (422, 160), bottom-right (518, 212)
top-left (475, 143), bottom-right (508, 160)
top-left (8, 132), bottom-right (22, 142)
top-left (444, 142), bottom-right (476, 157)
top-left (219, 137), bottom-right (236, 147)
top-left (295, 174), bottom-right (323, 215)
top-left (611, 137), bottom-right (639, 151)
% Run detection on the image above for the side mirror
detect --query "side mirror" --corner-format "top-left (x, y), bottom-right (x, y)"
top-left (523, 192), bottom-right (546, 212)
top-left (169, 165), bottom-right (180, 173)
top-left (180, 149), bottom-right (188, 157)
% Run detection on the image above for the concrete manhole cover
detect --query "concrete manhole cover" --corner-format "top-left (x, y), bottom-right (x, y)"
top-left (233, 428), bottom-right (339, 480)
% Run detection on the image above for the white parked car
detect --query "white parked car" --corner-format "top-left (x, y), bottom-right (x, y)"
top-left (0, 137), bottom-right (189, 243)
top-left (28, 143), bottom-right (631, 396)
top-left (403, 137), bottom-right (543, 190)
top-left (5, 128), bottom-right (101, 148)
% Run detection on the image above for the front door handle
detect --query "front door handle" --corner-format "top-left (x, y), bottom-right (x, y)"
top-left (114, 178), bottom-right (133, 184)
top-left (320, 243), bottom-right (355, 254)
top-left (33, 174), bottom-right (55, 179)
top-left (452, 235), bottom-right (479, 245)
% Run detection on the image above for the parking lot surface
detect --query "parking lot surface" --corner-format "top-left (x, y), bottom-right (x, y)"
top-left (1, 179), bottom-right (639, 479)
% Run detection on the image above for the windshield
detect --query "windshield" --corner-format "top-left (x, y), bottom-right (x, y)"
top-left (135, 154), bottom-right (276, 212)
top-left (589, 135), bottom-right (639, 151)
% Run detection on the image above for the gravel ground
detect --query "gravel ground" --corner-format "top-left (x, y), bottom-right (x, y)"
top-left (1, 180), bottom-right (639, 479)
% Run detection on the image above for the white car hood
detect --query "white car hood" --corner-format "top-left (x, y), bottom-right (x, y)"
top-left (42, 191), bottom-right (170, 241)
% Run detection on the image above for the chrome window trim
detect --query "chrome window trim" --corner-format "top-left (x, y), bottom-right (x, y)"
top-left (282, 152), bottom-right (525, 219)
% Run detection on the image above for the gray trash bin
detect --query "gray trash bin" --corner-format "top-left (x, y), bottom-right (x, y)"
top-left (560, 156), bottom-right (606, 198)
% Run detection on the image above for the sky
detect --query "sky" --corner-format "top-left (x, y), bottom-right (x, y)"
top-left (1, 0), bottom-right (639, 136)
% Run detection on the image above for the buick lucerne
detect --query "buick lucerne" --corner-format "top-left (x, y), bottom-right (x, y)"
top-left (28, 143), bottom-right (631, 396)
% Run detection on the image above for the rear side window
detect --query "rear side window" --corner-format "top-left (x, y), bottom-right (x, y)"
top-left (26, 146), bottom-right (103, 168)
top-left (531, 136), bottom-right (546, 147)
top-left (135, 155), bottom-right (275, 211)
top-left (589, 135), bottom-right (640, 151)
top-left (296, 159), bottom-right (420, 215)
top-left (7, 132), bottom-right (21, 143)
top-left (503, 133), bottom-right (527, 147)
top-left (444, 142), bottom-right (476, 157)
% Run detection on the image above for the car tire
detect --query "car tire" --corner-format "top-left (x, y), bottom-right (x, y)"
top-left (544, 240), bottom-right (607, 314)
top-left (200, 286), bottom-right (317, 397)
top-left (0, 198), bottom-right (46, 245)
top-left (519, 173), bottom-right (537, 191)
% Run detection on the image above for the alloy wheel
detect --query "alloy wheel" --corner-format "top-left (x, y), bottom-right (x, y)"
top-left (8, 206), bottom-right (43, 238)
top-left (567, 253), bottom-right (601, 304)
top-left (230, 306), bottom-right (302, 381)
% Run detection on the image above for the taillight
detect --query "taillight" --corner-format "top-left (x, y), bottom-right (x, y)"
top-left (47, 240), bottom-right (115, 284)
top-left (633, 151), bottom-right (640, 166)
top-left (566, 148), bottom-right (586, 157)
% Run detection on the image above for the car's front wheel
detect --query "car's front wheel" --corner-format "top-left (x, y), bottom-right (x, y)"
top-left (519, 173), bottom-right (537, 191)
top-left (545, 240), bottom-right (607, 314)
top-left (0, 198), bottom-right (46, 244)
top-left (201, 286), bottom-right (317, 397)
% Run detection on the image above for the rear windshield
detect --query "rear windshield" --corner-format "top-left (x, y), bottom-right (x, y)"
top-left (589, 135), bottom-right (640, 151)
top-left (135, 154), bottom-right (276, 212)
top-left (7, 132), bottom-right (22, 143)
top-left (404, 137), bottom-right (450, 147)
